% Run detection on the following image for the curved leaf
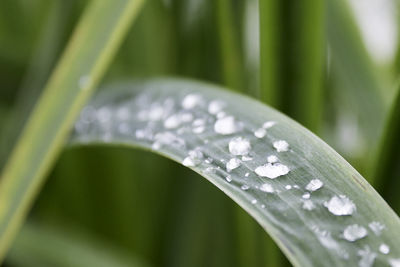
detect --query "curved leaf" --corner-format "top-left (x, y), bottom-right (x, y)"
top-left (71, 79), bottom-right (400, 267)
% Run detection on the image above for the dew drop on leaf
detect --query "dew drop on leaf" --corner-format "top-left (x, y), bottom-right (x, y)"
top-left (164, 114), bottom-right (181, 129)
top-left (379, 243), bottom-right (390, 254)
top-left (214, 116), bottom-right (237, 135)
top-left (254, 128), bottom-right (266, 138)
top-left (255, 163), bottom-right (290, 179)
top-left (389, 258), bottom-right (400, 267)
top-left (302, 200), bottom-right (315, 210)
top-left (241, 155), bottom-right (253, 161)
top-left (182, 149), bottom-right (203, 167)
top-left (302, 193), bottom-right (310, 199)
top-left (182, 94), bottom-right (202, 109)
top-left (324, 195), bottom-right (356, 216)
top-left (267, 155), bottom-right (278, 163)
top-left (251, 199), bottom-right (257, 204)
top-left (193, 125), bottom-right (205, 134)
top-left (260, 183), bottom-right (274, 193)
top-left (226, 158), bottom-right (241, 172)
top-left (241, 184), bottom-right (250, 191)
top-left (368, 221), bottom-right (385, 236)
top-left (358, 246), bottom-right (376, 267)
top-left (208, 100), bottom-right (225, 114)
top-left (273, 140), bottom-right (289, 152)
top-left (305, 179), bottom-right (323, 192)
top-left (182, 157), bottom-right (196, 167)
top-left (343, 224), bottom-right (368, 242)
top-left (180, 112), bottom-right (193, 122)
top-left (229, 137), bottom-right (251, 156)
top-left (225, 175), bottom-right (232, 182)
top-left (262, 121), bottom-right (276, 129)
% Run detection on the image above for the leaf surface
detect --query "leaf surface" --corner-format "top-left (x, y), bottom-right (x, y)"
top-left (71, 79), bottom-right (400, 267)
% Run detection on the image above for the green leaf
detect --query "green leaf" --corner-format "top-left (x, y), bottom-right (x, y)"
top-left (259, 0), bottom-right (324, 132)
top-left (70, 79), bottom-right (400, 267)
top-left (6, 221), bottom-right (150, 267)
top-left (373, 86), bottom-right (400, 214)
top-left (326, 0), bottom-right (387, 162)
top-left (0, 0), bottom-right (145, 261)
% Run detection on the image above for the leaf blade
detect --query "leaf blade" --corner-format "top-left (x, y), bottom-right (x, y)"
top-left (71, 78), bottom-right (400, 267)
top-left (0, 0), bottom-right (145, 261)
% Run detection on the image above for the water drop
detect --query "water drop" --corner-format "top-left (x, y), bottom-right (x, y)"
top-left (241, 184), bottom-right (250, 190)
top-left (242, 155), bottom-right (253, 161)
top-left (379, 244), bottom-right (390, 254)
top-left (261, 204), bottom-right (266, 208)
top-left (343, 224), bottom-right (368, 242)
top-left (302, 193), bottom-right (310, 199)
top-left (305, 179), bottom-right (323, 192)
top-left (217, 111), bottom-right (226, 119)
top-left (204, 157), bottom-right (213, 164)
top-left (97, 107), bottom-right (112, 123)
top-left (389, 258), bottom-right (400, 267)
top-left (245, 172), bottom-right (250, 177)
top-left (267, 155), bottom-right (278, 163)
top-left (148, 105), bottom-right (164, 121)
top-left (193, 118), bottom-right (206, 127)
top-left (164, 114), bottom-right (181, 129)
top-left (180, 112), bottom-right (193, 122)
top-left (273, 140), bottom-right (289, 152)
top-left (225, 175), bottom-right (232, 182)
top-left (182, 149), bottom-right (203, 167)
top-left (358, 246), bottom-right (376, 267)
top-left (208, 100), bottom-right (225, 114)
top-left (262, 121), bottom-right (276, 129)
top-left (311, 226), bottom-right (349, 259)
top-left (302, 200), bottom-right (315, 210)
top-left (255, 163), bottom-right (289, 179)
top-left (324, 195), bottom-right (356, 216)
top-left (229, 137), bottom-right (251, 156)
top-left (251, 199), bottom-right (257, 204)
top-left (135, 128), bottom-right (152, 140)
top-left (368, 221), bottom-right (385, 236)
top-left (193, 126), bottom-right (205, 134)
top-left (153, 132), bottom-right (185, 149)
top-left (254, 128), bottom-right (266, 138)
top-left (182, 157), bottom-right (196, 167)
top-left (285, 185), bottom-right (292, 190)
top-left (182, 94), bottom-right (202, 109)
top-left (260, 183), bottom-right (274, 193)
top-left (214, 116), bottom-right (237, 135)
top-left (226, 158), bottom-right (241, 172)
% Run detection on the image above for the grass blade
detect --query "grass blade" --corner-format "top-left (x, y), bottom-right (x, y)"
top-left (373, 86), bottom-right (400, 213)
top-left (258, 0), bottom-right (280, 108)
top-left (71, 78), bottom-right (400, 267)
top-left (6, 221), bottom-right (150, 267)
top-left (214, 0), bottom-right (244, 91)
top-left (326, 0), bottom-right (386, 159)
top-left (0, 0), bottom-right (145, 261)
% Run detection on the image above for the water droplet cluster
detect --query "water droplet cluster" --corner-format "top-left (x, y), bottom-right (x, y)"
top-left (73, 88), bottom-right (397, 266)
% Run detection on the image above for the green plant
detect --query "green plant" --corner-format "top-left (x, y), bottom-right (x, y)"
top-left (0, 0), bottom-right (399, 266)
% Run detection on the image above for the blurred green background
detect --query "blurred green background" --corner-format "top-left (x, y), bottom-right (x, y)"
top-left (1, 0), bottom-right (399, 266)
